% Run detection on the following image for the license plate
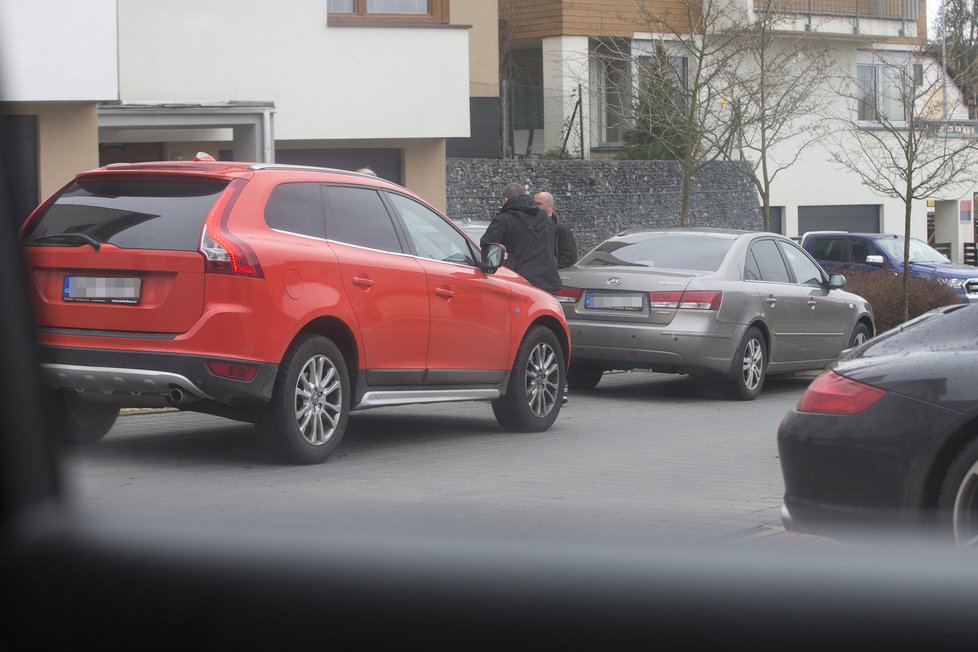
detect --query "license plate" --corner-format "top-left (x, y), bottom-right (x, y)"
top-left (63, 275), bottom-right (141, 304)
top-left (584, 292), bottom-right (643, 311)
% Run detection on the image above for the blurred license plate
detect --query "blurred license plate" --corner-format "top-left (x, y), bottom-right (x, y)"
top-left (63, 276), bottom-right (141, 304)
top-left (585, 292), bottom-right (643, 311)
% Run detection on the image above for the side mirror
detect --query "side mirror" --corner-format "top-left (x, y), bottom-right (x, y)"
top-left (481, 243), bottom-right (506, 274)
top-left (865, 254), bottom-right (884, 265)
top-left (827, 273), bottom-right (846, 290)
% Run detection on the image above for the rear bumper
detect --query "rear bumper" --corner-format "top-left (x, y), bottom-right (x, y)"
top-left (37, 346), bottom-right (277, 410)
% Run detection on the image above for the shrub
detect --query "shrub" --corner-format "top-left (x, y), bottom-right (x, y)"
top-left (837, 268), bottom-right (962, 334)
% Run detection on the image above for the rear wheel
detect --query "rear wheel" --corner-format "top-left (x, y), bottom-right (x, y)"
top-left (567, 363), bottom-right (604, 391)
top-left (257, 334), bottom-right (350, 465)
top-left (54, 391), bottom-right (120, 444)
top-left (723, 326), bottom-right (767, 401)
top-left (937, 438), bottom-right (978, 548)
top-left (492, 326), bottom-right (565, 432)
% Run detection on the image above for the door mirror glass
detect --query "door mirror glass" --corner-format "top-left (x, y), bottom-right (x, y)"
top-left (481, 243), bottom-right (506, 274)
top-left (865, 254), bottom-right (884, 265)
top-left (827, 273), bottom-right (846, 289)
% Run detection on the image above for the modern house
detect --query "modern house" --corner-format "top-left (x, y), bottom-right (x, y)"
top-left (499, 0), bottom-right (978, 262)
top-left (1, 0), bottom-right (499, 217)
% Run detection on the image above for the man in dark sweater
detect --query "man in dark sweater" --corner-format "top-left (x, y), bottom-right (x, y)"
top-left (533, 191), bottom-right (578, 269)
top-left (481, 182), bottom-right (561, 294)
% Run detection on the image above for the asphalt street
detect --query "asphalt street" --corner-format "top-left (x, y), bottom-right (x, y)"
top-left (58, 370), bottom-right (838, 547)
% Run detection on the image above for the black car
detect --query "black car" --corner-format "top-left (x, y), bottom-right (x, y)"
top-left (778, 302), bottom-right (978, 546)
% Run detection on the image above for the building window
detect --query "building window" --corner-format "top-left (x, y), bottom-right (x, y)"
top-left (590, 54), bottom-right (631, 147)
top-left (856, 62), bottom-right (908, 123)
top-left (327, 0), bottom-right (448, 24)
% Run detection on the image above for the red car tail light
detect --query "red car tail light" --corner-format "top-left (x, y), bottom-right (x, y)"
top-left (199, 178), bottom-right (264, 278)
top-left (796, 370), bottom-right (886, 415)
top-left (649, 291), bottom-right (683, 308)
top-left (207, 361), bottom-right (258, 381)
top-left (555, 287), bottom-right (583, 303)
top-left (679, 291), bottom-right (722, 310)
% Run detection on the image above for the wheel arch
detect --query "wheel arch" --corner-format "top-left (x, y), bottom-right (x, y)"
top-left (529, 315), bottom-right (570, 366)
top-left (295, 316), bottom-right (360, 388)
top-left (857, 315), bottom-right (875, 338)
top-left (746, 319), bottom-right (772, 356)
top-left (921, 417), bottom-right (978, 516)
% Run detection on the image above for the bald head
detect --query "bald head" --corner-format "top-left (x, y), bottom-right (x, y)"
top-left (534, 191), bottom-right (555, 217)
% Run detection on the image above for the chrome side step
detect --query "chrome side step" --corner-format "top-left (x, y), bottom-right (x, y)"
top-left (356, 388), bottom-right (499, 410)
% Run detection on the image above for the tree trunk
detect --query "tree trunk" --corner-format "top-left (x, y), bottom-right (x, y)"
top-left (902, 199), bottom-right (912, 323)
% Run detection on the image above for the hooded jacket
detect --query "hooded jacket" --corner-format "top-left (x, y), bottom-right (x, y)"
top-left (481, 194), bottom-right (561, 293)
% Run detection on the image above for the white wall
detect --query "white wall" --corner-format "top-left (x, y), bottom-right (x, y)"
top-left (0, 0), bottom-right (118, 101)
top-left (117, 0), bottom-right (470, 141)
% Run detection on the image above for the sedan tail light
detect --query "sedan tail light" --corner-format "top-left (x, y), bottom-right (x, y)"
top-left (555, 287), bottom-right (583, 303)
top-left (649, 290), bottom-right (722, 310)
top-left (796, 370), bottom-right (886, 415)
top-left (199, 179), bottom-right (264, 278)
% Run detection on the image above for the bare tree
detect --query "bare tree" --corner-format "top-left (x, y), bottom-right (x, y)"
top-left (830, 48), bottom-right (978, 321)
top-left (619, 0), bottom-right (752, 226)
top-left (715, 0), bottom-right (837, 232)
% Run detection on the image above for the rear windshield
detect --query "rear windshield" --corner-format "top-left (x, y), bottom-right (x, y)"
top-left (579, 232), bottom-right (736, 272)
top-left (22, 177), bottom-right (230, 251)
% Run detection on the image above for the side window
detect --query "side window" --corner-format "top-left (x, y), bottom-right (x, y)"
top-left (387, 192), bottom-right (477, 266)
top-left (264, 183), bottom-right (325, 238)
top-left (749, 239), bottom-right (791, 283)
top-left (324, 186), bottom-right (402, 253)
top-left (848, 239), bottom-right (872, 263)
top-left (744, 250), bottom-right (761, 281)
top-left (778, 240), bottom-right (824, 286)
top-left (810, 238), bottom-right (845, 262)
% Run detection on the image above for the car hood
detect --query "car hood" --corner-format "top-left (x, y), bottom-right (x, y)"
top-left (832, 303), bottom-right (978, 412)
top-left (908, 261), bottom-right (978, 278)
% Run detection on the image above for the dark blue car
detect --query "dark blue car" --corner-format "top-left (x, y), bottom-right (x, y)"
top-left (802, 232), bottom-right (978, 303)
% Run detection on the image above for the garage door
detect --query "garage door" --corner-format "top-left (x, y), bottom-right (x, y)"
top-left (798, 205), bottom-right (880, 234)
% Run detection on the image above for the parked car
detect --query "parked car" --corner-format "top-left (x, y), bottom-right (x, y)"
top-left (779, 302), bottom-right (978, 546)
top-left (555, 228), bottom-right (874, 400)
top-left (801, 231), bottom-right (978, 303)
top-left (451, 217), bottom-right (492, 240)
top-left (19, 157), bottom-right (569, 464)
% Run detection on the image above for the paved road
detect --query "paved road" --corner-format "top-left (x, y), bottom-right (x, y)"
top-left (59, 370), bottom-right (835, 546)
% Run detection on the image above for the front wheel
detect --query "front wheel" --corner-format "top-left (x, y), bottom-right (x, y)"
top-left (257, 334), bottom-right (350, 465)
top-left (849, 322), bottom-right (871, 348)
top-left (937, 438), bottom-right (978, 548)
top-left (723, 326), bottom-right (767, 401)
top-left (492, 326), bottom-right (565, 432)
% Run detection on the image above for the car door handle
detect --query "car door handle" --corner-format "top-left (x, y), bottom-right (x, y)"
top-left (351, 275), bottom-right (374, 289)
top-left (765, 296), bottom-right (777, 305)
top-left (435, 286), bottom-right (456, 300)
top-left (808, 299), bottom-right (817, 308)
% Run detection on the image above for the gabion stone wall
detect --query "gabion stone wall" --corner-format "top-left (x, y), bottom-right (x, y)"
top-left (446, 158), bottom-right (762, 253)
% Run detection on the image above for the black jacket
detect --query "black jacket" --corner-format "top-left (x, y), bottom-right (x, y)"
top-left (481, 194), bottom-right (561, 293)
top-left (552, 212), bottom-right (578, 269)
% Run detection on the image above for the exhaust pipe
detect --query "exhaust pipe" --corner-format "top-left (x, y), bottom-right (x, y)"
top-left (169, 387), bottom-right (185, 403)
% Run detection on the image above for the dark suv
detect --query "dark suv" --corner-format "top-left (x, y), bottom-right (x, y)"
top-left (20, 158), bottom-right (570, 464)
top-left (802, 232), bottom-right (978, 304)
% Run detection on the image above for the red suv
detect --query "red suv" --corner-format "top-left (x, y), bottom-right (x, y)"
top-left (20, 158), bottom-right (569, 464)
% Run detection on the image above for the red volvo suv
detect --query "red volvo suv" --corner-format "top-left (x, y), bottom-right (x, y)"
top-left (20, 157), bottom-right (569, 464)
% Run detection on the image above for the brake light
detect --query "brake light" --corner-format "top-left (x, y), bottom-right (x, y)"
top-left (796, 370), bottom-right (886, 415)
top-left (555, 287), bottom-right (583, 303)
top-left (200, 178), bottom-right (264, 278)
top-left (649, 290), bottom-right (722, 310)
top-left (649, 291), bottom-right (683, 308)
top-left (679, 291), bottom-right (722, 310)
top-left (207, 361), bottom-right (258, 381)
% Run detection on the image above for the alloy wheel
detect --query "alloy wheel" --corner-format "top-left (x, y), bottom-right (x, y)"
top-left (952, 460), bottom-right (978, 548)
top-left (525, 341), bottom-right (560, 417)
top-left (294, 355), bottom-right (343, 446)
top-left (742, 338), bottom-right (763, 391)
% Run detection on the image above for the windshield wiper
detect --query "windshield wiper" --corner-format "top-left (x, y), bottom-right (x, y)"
top-left (33, 233), bottom-right (101, 250)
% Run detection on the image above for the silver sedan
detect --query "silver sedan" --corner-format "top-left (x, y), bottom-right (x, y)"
top-left (556, 229), bottom-right (875, 399)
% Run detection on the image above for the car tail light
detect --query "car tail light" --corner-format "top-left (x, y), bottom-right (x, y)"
top-left (649, 290), bottom-right (722, 310)
top-left (796, 370), bottom-right (886, 415)
top-left (555, 287), bottom-right (583, 303)
top-left (649, 291), bottom-right (683, 308)
top-left (679, 291), bottom-right (722, 310)
top-left (199, 178), bottom-right (264, 278)
top-left (207, 360), bottom-right (258, 381)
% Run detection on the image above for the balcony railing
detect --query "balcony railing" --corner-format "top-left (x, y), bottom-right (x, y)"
top-left (755, 0), bottom-right (918, 21)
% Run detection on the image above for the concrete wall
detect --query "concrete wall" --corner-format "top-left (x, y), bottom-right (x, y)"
top-left (447, 158), bottom-right (761, 251)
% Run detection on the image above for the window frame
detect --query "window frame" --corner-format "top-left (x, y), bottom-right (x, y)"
top-left (327, 0), bottom-right (449, 26)
top-left (856, 60), bottom-right (910, 126)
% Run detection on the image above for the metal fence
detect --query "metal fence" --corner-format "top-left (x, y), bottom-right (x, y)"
top-left (755, 0), bottom-right (918, 20)
top-left (504, 81), bottom-right (585, 159)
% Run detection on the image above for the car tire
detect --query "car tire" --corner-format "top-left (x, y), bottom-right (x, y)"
top-left (54, 390), bottom-right (120, 444)
top-left (936, 437), bottom-right (978, 548)
top-left (567, 363), bottom-right (604, 391)
top-left (257, 334), bottom-right (350, 465)
top-left (492, 326), bottom-right (565, 432)
top-left (849, 322), bottom-right (871, 348)
top-left (723, 326), bottom-right (767, 401)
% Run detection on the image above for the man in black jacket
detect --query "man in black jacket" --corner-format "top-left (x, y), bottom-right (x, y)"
top-left (482, 182), bottom-right (561, 294)
top-left (534, 191), bottom-right (577, 269)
